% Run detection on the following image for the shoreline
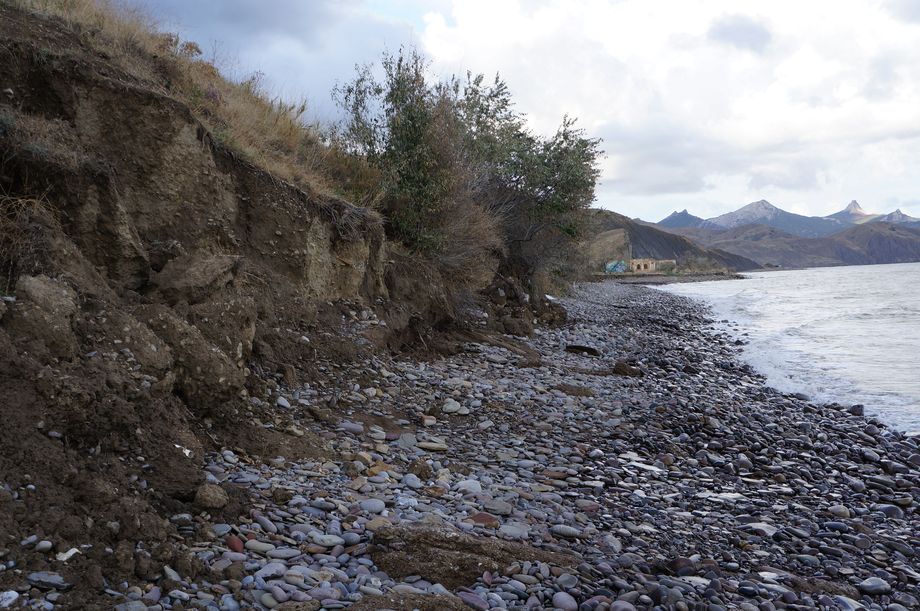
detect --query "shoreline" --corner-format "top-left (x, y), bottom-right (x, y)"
top-left (655, 270), bottom-right (920, 438)
top-left (609, 272), bottom-right (745, 285)
top-left (12, 281), bottom-right (918, 609)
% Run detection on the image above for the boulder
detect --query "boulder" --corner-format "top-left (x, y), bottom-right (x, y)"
top-left (194, 484), bottom-right (229, 509)
top-left (152, 253), bottom-right (240, 305)
top-left (4, 275), bottom-right (78, 358)
top-left (137, 305), bottom-right (244, 410)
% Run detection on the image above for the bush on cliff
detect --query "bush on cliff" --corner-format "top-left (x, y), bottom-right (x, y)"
top-left (333, 47), bottom-right (602, 298)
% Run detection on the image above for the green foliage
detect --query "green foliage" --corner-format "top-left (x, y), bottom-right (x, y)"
top-left (333, 47), bottom-right (602, 285)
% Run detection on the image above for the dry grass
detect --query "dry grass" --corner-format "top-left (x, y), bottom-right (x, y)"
top-left (13, 0), bottom-right (381, 203)
top-left (435, 199), bottom-right (504, 297)
top-left (0, 194), bottom-right (60, 292)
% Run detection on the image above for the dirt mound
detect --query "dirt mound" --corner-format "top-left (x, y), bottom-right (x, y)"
top-left (371, 523), bottom-right (577, 590)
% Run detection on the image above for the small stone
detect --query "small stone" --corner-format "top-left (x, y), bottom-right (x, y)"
top-left (417, 441), bottom-right (448, 452)
top-left (458, 591), bottom-right (489, 610)
top-left (827, 504), bottom-right (850, 518)
top-left (552, 591), bottom-right (578, 611)
top-left (27, 572), bottom-right (72, 591)
top-left (0, 592), bottom-right (19, 609)
top-left (55, 548), bottom-right (79, 562)
top-left (244, 539), bottom-right (275, 554)
top-left (457, 479), bottom-right (482, 495)
top-left (359, 498), bottom-right (386, 514)
top-left (499, 523), bottom-right (530, 539)
top-left (310, 533), bottom-right (345, 547)
top-left (550, 524), bottom-right (582, 539)
top-left (482, 498), bottom-right (513, 516)
top-left (857, 577), bottom-right (891, 595)
top-left (226, 535), bottom-right (244, 553)
top-left (34, 540), bottom-right (52, 553)
top-left (194, 484), bottom-right (229, 509)
top-left (402, 473), bottom-right (423, 489)
top-left (557, 573), bottom-right (578, 588)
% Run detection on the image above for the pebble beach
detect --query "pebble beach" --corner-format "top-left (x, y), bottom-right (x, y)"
top-left (10, 281), bottom-right (920, 610)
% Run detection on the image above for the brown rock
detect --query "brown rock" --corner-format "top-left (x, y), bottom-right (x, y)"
top-left (465, 512), bottom-right (500, 528)
top-left (612, 360), bottom-right (642, 377)
top-left (554, 383), bottom-right (595, 397)
top-left (194, 484), bottom-right (229, 509)
top-left (225, 535), bottom-right (244, 553)
top-left (275, 602), bottom-right (322, 611)
top-left (137, 305), bottom-right (244, 410)
top-left (372, 523), bottom-right (575, 590)
top-left (152, 253), bottom-right (240, 305)
top-left (612, 361), bottom-right (642, 378)
top-left (408, 459), bottom-right (434, 480)
top-left (4, 275), bottom-right (78, 358)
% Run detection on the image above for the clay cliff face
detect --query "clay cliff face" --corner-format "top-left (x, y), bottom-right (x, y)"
top-left (0, 6), bottom-right (396, 590)
top-left (0, 3), bottom-right (390, 407)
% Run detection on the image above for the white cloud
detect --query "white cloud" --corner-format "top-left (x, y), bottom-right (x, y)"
top-left (707, 14), bottom-right (772, 53)
top-left (139, 0), bottom-right (920, 220)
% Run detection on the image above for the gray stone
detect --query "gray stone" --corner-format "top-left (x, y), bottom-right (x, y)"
top-left (27, 572), bottom-right (72, 590)
top-left (552, 591), bottom-right (578, 611)
top-left (856, 577), bottom-right (891, 595)
top-left (359, 499), bottom-right (386, 514)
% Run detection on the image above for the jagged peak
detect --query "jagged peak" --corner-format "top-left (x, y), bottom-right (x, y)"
top-left (744, 199), bottom-right (777, 210)
top-left (845, 200), bottom-right (864, 213)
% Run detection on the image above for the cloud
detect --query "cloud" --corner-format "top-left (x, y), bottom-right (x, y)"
top-left (885, 0), bottom-right (920, 23)
top-left (137, 0), bottom-right (920, 220)
top-left (748, 162), bottom-right (824, 191)
top-left (707, 14), bottom-right (772, 53)
top-left (141, 0), bottom-right (418, 120)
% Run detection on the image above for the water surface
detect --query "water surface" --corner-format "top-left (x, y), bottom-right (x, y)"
top-left (660, 262), bottom-right (920, 434)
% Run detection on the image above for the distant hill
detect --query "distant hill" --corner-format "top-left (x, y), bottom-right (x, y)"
top-left (649, 198), bottom-right (920, 268)
top-left (826, 200), bottom-right (882, 225)
top-left (586, 210), bottom-right (760, 272)
top-left (657, 209), bottom-right (704, 229)
top-left (701, 200), bottom-right (846, 238)
top-left (671, 224), bottom-right (866, 268)
top-left (833, 222), bottom-right (920, 264)
top-left (666, 222), bottom-right (920, 268)
top-left (874, 209), bottom-right (919, 225)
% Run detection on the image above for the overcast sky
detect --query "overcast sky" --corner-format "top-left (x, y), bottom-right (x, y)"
top-left (141, 0), bottom-right (920, 221)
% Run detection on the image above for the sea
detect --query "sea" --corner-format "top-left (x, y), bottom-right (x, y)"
top-left (659, 262), bottom-right (920, 435)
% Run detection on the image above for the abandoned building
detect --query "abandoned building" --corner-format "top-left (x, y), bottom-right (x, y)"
top-left (628, 258), bottom-right (677, 273)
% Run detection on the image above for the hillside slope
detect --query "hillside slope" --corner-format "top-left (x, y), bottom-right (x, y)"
top-left (657, 209), bottom-right (704, 228)
top-left (586, 210), bottom-right (760, 271)
top-left (702, 199), bottom-right (846, 237)
top-left (833, 222), bottom-right (920, 264)
top-left (671, 225), bottom-right (866, 268)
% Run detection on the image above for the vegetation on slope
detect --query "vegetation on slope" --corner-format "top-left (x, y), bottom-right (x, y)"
top-left (12, 0), bottom-right (602, 307)
top-left (332, 48), bottom-right (602, 297)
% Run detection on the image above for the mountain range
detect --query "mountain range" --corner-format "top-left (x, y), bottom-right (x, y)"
top-left (651, 200), bottom-right (920, 269)
top-left (586, 210), bottom-right (761, 273)
top-left (658, 200), bottom-right (919, 237)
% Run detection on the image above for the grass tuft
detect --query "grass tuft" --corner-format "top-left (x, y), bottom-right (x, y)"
top-left (13, 0), bottom-right (381, 203)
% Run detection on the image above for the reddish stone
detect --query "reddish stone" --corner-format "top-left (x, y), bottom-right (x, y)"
top-left (466, 512), bottom-right (500, 528)
top-left (225, 535), bottom-right (244, 553)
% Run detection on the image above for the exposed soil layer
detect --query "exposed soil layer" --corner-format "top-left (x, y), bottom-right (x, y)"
top-left (0, 4), bottom-right (431, 607)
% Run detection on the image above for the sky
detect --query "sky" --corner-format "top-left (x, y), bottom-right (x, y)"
top-left (140, 0), bottom-right (920, 222)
